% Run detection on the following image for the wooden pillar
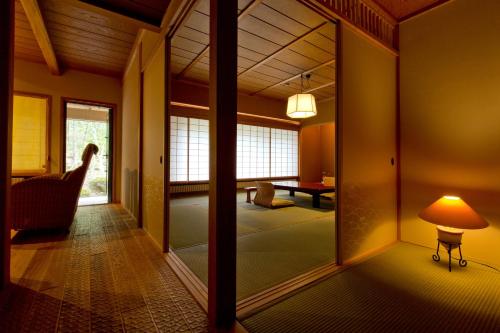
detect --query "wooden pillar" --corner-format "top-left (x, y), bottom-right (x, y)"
top-left (0, 0), bottom-right (14, 289)
top-left (163, 36), bottom-right (171, 253)
top-left (208, 0), bottom-right (238, 330)
top-left (335, 20), bottom-right (343, 266)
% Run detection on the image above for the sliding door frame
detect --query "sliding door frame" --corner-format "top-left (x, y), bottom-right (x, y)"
top-left (61, 97), bottom-right (117, 204)
top-left (0, 0), bottom-right (14, 290)
top-left (161, 0), bottom-right (343, 324)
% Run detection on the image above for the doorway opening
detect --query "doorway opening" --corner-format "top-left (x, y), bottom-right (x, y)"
top-left (63, 100), bottom-right (113, 206)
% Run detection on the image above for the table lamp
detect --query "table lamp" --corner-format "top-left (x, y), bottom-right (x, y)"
top-left (418, 195), bottom-right (488, 271)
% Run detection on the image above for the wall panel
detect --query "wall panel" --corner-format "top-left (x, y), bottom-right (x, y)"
top-left (121, 48), bottom-right (140, 217)
top-left (142, 41), bottom-right (165, 246)
top-left (340, 24), bottom-right (397, 262)
top-left (400, 0), bottom-right (500, 267)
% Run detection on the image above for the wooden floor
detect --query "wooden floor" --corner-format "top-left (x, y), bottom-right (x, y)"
top-left (0, 205), bottom-right (208, 332)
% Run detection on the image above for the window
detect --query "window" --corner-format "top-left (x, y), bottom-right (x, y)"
top-left (237, 124), bottom-right (269, 179)
top-left (170, 116), bottom-right (298, 182)
top-left (12, 94), bottom-right (49, 174)
top-left (170, 116), bottom-right (188, 181)
top-left (271, 128), bottom-right (298, 177)
top-left (188, 118), bottom-right (209, 181)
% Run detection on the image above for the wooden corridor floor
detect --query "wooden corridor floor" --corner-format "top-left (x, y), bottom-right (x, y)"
top-left (1, 205), bottom-right (208, 333)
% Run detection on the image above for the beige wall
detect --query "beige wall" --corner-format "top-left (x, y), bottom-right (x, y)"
top-left (301, 99), bottom-right (335, 127)
top-left (320, 123), bottom-right (335, 177)
top-left (14, 59), bottom-right (122, 201)
top-left (142, 42), bottom-right (165, 247)
top-left (299, 123), bottom-right (335, 182)
top-left (299, 126), bottom-right (321, 182)
top-left (141, 30), bottom-right (160, 69)
top-left (340, 24), bottom-right (397, 262)
top-left (299, 98), bottom-right (336, 182)
top-left (121, 47), bottom-right (141, 217)
top-left (400, 0), bottom-right (500, 267)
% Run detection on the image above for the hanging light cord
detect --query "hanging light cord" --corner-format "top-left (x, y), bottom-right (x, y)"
top-left (300, 73), bottom-right (312, 93)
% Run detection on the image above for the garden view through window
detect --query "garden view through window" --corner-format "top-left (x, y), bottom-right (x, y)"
top-left (65, 102), bottom-right (112, 205)
top-left (170, 116), bottom-right (298, 182)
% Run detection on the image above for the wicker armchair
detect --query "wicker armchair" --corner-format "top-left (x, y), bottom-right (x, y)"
top-left (11, 144), bottom-right (99, 230)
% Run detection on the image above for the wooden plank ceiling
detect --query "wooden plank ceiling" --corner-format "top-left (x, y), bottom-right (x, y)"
top-left (13, 0), bottom-right (447, 82)
top-left (14, 0), bottom-right (163, 77)
top-left (172, 0), bottom-right (336, 102)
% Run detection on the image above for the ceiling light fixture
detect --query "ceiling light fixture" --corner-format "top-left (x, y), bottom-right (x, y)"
top-left (286, 74), bottom-right (317, 119)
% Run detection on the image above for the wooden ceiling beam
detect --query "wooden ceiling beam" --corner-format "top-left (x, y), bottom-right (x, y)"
top-left (58, 0), bottom-right (161, 32)
top-left (176, 0), bottom-right (263, 80)
top-left (19, 0), bottom-right (60, 75)
top-left (237, 21), bottom-right (328, 78)
top-left (303, 81), bottom-right (334, 93)
top-left (250, 59), bottom-right (335, 95)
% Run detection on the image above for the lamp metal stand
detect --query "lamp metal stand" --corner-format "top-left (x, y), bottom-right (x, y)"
top-left (433, 239), bottom-right (467, 272)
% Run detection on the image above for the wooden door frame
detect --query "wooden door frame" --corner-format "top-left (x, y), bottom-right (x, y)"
top-left (163, 36), bottom-right (171, 252)
top-left (0, 0), bottom-right (14, 291)
top-left (61, 97), bottom-right (117, 204)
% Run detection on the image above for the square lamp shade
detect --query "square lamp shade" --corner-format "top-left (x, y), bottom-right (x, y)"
top-left (286, 93), bottom-right (317, 119)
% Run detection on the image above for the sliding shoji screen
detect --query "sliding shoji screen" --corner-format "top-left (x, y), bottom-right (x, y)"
top-left (171, 116), bottom-right (298, 182)
top-left (271, 128), bottom-right (298, 177)
top-left (170, 116), bottom-right (188, 181)
top-left (188, 118), bottom-right (209, 181)
top-left (237, 124), bottom-right (270, 179)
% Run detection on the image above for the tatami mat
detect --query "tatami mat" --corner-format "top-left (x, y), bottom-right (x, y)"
top-left (171, 191), bottom-right (335, 300)
top-left (241, 242), bottom-right (500, 333)
top-left (170, 191), bottom-right (334, 249)
top-left (175, 216), bottom-right (335, 300)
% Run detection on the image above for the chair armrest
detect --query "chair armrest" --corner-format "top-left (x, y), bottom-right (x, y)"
top-left (30, 173), bottom-right (63, 180)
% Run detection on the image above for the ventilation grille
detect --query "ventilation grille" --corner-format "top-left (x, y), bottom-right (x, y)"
top-left (313, 0), bottom-right (397, 49)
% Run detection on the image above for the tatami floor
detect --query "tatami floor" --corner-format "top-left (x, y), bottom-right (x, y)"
top-left (241, 242), bottom-right (500, 333)
top-left (170, 191), bottom-right (336, 300)
top-left (2, 205), bottom-right (208, 333)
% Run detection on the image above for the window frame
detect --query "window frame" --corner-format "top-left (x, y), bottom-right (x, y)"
top-left (12, 91), bottom-right (51, 176)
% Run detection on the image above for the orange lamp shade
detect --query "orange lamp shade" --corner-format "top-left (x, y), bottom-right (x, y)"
top-left (418, 196), bottom-right (488, 229)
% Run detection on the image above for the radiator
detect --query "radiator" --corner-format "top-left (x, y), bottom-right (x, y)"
top-left (170, 179), bottom-right (294, 194)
